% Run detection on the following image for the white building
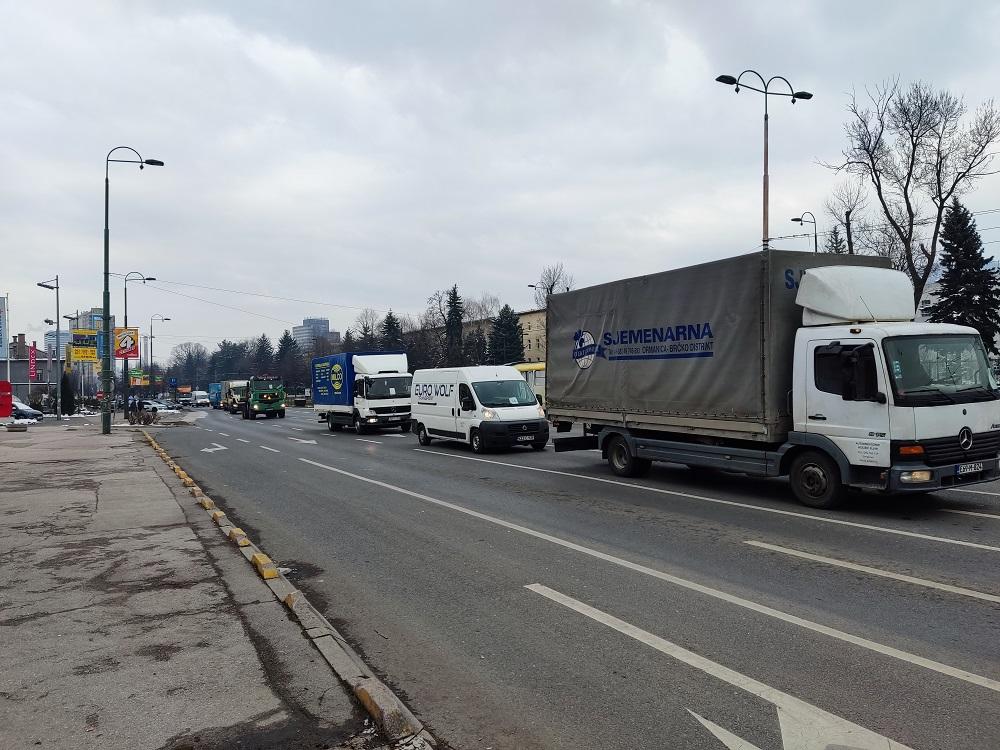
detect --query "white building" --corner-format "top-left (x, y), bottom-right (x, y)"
top-left (291, 317), bottom-right (337, 353)
top-left (44, 329), bottom-right (73, 355)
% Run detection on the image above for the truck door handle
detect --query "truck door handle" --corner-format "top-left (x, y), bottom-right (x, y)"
top-left (808, 414), bottom-right (827, 421)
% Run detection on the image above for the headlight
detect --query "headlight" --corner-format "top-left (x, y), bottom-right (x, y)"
top-left (253, 404), bottom-right (260, 410)
top-left (536, 405), bottom-right (546, 418)
top-left (481, 408), bottom-right (497, 421)
top-left (900, 470), bottom-right (932, 483)
top-left (367, 417), bottom-right (378, 423)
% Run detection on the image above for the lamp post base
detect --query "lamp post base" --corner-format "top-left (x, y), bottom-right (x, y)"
top-left (101, 410), bottom-right (112, 435)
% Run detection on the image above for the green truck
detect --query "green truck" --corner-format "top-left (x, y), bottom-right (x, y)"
top-left (242, 375), bottom-right (286, 420)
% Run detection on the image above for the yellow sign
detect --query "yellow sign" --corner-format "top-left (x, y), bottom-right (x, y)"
top-left (73, 346), bottom-right (98, 362)
top-left (331, 363), bottom-right (344, 392)
top-left (114, 327), bottom-right (140, 359)
top-left (72, 328), bottom-right (99, 362)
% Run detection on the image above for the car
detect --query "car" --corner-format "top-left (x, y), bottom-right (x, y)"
top-left (11, 400), bottom-right (43, 420)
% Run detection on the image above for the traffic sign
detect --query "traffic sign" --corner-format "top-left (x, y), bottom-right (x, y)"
top-left (169, 377), bottom-right (178, 387)
top-left (96, 390), bottom-right (104, 399)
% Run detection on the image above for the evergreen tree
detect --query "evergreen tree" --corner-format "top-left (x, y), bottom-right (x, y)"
top-left (926, 199), bottom-right (1000, 355)
top-left (253, 334), bottom-right (275, 373)
top-left (488, 305), bottom-right (525, 364)
top-left (444, 284), bottom-right (465, 366)
top-left (824, 225), bottom-right (847, 254)
top-left (60, 372), bottom-right (75, 415)
top-left (275, 330), bottom-right (303, 388)
top-left (340, 329), bottom-right (357, 353)
top-left (464, 328), bottom-right (489, 365)
top-left (379, 311), bottom-right (404, 351)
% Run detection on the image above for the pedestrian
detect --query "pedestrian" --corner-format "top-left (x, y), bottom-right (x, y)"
top-left (127, 395), bottom-right (135, 418)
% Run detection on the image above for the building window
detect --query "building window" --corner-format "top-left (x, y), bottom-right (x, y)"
top-left (527, 339), bottom-right (532, 350)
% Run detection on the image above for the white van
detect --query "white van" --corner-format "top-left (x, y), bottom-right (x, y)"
top-left (191, 390), bottom-right (211, 407)
top-left (411, 365), bottom-right (549, 453)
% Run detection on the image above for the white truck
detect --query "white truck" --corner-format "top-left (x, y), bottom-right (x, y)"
top-left (547, 250), bottom-right (1000, 508)
top-left (311, 351), bottom-right (412, 434)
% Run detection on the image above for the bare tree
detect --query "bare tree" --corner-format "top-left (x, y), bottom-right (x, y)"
top-left (532, 263), bottom-right (575, 309)
top-left (824, 179), bottom-right (868, 255)
top-left (828, 80), bottom-right (1000, 304)
top-left (353, 308), bottom-right (383, 350)
top-left (464, 293), bottom-right (502, 323)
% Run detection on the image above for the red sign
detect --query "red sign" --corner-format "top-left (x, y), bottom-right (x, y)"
top-left (28, 343), bottom-right (37, 381)
top-left (96, 390), bottom-right (104, 400)
top-left (0, 381), bottom-right (11, 419)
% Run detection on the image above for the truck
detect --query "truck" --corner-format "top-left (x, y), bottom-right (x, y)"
top-left (222, 379), bottom-right (249, 414)
top-left (547, 249), bottom-right (1000, 508)
top-left (241, 375), bottom-right (285, 419)
top-left (208, 382), bottom-right (223, 409)
top-left (312, 351), bottom-right (411, 434)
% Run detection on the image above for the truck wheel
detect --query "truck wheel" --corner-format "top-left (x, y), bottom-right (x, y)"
top-left (790, 451), bottom-right (844, 509)
top-left (278, 410), bottom-right (285, 418)
top-left (470, 429), bottom-right (485, 454)
top-left (354, 414), bottom-right (368, 435)
top-left (241, 407), bottom-right (247, 420)
top-left (327, 414), bottom-right (341, 432)
top-left (417, 424), bottom-right (432, 446)
top-left (607, 435), bottom-right (651, 478)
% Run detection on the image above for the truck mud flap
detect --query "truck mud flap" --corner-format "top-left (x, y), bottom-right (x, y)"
top-left (555, 435), bottom-right (599, 452)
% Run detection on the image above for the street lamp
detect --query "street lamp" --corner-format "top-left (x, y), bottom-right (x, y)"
top-left (122, 271), bottom-right (155, 405)
top-left (37, 276), bottom-right (61, 420)
top-left (791, 211), bottom-right (818, 253)
top-left (716, 70), bottom-right (813, 250)
top-left (149, 314), bottom-right (170, 388)
top-left (102, 147), bottom-right (164, 434)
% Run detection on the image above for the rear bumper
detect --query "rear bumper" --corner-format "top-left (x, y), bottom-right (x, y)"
top-left (887, 457), bottom-right (1000, 492)
top-left (478, 420), bottom-right (549, 447)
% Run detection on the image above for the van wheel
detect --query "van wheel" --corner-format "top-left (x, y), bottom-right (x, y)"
top-left (607, 435), bottom-right (651, 478)
top-left (790, 451), bottom-right (844, 509)
top-left (417, 424), bottom-right (432, 446)
top-left (401, 423), bottom-right (410, 433)
top-left (531, 441), bottom-right (547, 451)
top-left (470, 429), bottom-right (485, 454)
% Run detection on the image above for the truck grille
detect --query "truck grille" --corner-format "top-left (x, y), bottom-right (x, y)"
top-left (919, 430), bottom-right (1000, 466)
top-left (371, 405), bottom-right (410, 415)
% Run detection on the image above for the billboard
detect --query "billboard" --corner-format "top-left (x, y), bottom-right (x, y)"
top-left (0, 297), bottom-right (6, 360)
top-left (28, 343), bottom-right (37, 381)
top-left (114, 327), bottom-right (139, 359)
top-left (72, 329), bottom-right (98, 362)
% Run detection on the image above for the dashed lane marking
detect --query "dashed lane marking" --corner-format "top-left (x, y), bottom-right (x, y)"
top-left (259, 446), bottom-right (280, 453)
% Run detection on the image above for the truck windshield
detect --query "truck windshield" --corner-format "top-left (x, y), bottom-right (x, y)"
top-left (232, 387), bottom-right (246, 397)
top-left (366, 376), bottom-right (411, 399)
top-left (883, 335), bottom-right (998, 406)
top-left (254, 380), bottom-right (282, 391)
top-left (472, 379), bottom-right (537, 407)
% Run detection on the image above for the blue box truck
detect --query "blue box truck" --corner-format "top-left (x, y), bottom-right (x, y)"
top-left (311, 351), bottom-right (411, 434)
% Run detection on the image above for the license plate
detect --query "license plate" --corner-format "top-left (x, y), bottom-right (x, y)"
top-left (389, 416), bottom-right (401, 420)
top-left (516, 435), bottom-right (534, 442)
top-left (957, 462), bottom-right (984, 475)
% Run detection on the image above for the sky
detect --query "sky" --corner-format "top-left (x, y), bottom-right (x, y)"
top-left (3, 0), bottom-right (1000, 362)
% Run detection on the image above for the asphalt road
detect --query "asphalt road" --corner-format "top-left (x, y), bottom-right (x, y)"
top-left (154, 407), bottom-right (1000, 750)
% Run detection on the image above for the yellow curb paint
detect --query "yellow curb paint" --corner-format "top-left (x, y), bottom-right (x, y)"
top-left (198, 498), bottom-right (216, 510)
top-left (228, 527), bottom-right (250, 547)
top-left (251, 552), bottom-right (279, 580)
top-left (190, 487), bottom-right (204, 497)
top-left (283, 591), bottom-right (300, 608)
top-left (182, 478), bottom-right (195, 487)
top-left (211, 510), bottom-right (227, 525)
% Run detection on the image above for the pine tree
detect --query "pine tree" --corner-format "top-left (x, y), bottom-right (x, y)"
top-left (444, 285), bottom-right (465, 366)
top-left (464, 328), bottom-right (489, 365)
top-left (824, 225), bottom-right (847, 254)
top-left (275, 330), bottom-right (303, 388)
top-left (340, 329), bottom-right (357, 353)
top-left (254, 334), bottom-right (275, 373)
top-left (488, 305), bottom-right (525, 364)
top-left (379, 311), bottom-right (404, 351)
top-left (926, 199), bottom-right (1000, 355)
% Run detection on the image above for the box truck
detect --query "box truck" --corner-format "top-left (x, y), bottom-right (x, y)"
top-left (208, 382), bottom-right (223, 409)
top-left (312, 352), bottom-right (411, 434)
top-left (222, 379), bottom-right (248, 413)
top-left (547, 249), bottom-right (1000, 508)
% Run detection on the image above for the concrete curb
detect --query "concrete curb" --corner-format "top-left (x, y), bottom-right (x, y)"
top-left (141, 430), bottom-right (435, 747)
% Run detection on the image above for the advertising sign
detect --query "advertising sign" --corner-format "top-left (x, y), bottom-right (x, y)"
top-left (28, 343), bottom-right (37, 381)
top-left (114, 327), bottom-right (140, 359)
top-left (177, 385), bottom-right (192, 394)
top-left (0, 380), bottom-right (10, 419)
top-left (0, 298), bottom-right (7, 360)
top-left (71, 329), bottom-right (98, 362)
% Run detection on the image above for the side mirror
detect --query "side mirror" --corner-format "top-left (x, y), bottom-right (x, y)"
top-left (461, 398), bottom-right (475, 412)
top-left (875, 391), bottom-right (887, 404)
top-left (536, 394), bottom-right (543, 405)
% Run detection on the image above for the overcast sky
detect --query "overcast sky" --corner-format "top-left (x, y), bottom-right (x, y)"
top-left (3, 0), bottom-right (1000, 361)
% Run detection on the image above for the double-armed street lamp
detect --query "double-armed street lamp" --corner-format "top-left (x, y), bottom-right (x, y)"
top-left (37, 276), bottom-right (61, 419)
top-left (715, 71), bottom-right (813, 250)
top-left (149, 314), bottom-right (170, 380)
top-left (791, 211), bottom-right (818, 253)
top-left (122, 271), bottom-right (155, 402)
top-left (102, 147), bottom-right (164, 434)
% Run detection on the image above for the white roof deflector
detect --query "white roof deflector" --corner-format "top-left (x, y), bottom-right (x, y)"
top-left (797, 266), bottom-right (915, 325)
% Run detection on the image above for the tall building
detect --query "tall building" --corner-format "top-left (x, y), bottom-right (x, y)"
top-left (44, 329), bottom-right (73, 355)
top-left (292, 317), bottom-right (334, 353)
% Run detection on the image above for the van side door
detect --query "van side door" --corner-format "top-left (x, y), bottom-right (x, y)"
top-left (456, 382), bottom-right (477, 440)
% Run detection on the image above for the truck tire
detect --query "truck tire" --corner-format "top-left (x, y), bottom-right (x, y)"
top-left (470, 429), bottom-right (485, 454)
top-left (327, 414), bottom-right (343, 432)
top-left (241, 407), bottom-right (247, 420)
top-left (607, 435), bottom-right (651, 478)
top-left (790, 450), bottom-right (844, 509)
top-left (417, 424), bottom-right (432, 445)
top-left (354, 414), bottom-right (368, 435)
top-left (278, 410), bottom-right (286, 418)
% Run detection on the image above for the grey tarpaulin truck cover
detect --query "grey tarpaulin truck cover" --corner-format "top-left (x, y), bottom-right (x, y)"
top-left (545, 249), bottom-right (891, 443)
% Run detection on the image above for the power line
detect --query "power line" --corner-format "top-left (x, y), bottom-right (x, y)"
top-left (143, 283), bottom-right (297, 325)
top-left (144, 278), bottom-right (386, 312)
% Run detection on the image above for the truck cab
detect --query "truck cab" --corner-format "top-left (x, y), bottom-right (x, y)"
top-left (242, 376), bottom-right (285, 420)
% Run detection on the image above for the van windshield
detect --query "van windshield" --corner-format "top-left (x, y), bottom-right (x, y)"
top-left (472, 379), bottom-right (537, 407)
top-left (883, 334), bottom-right (998, 406)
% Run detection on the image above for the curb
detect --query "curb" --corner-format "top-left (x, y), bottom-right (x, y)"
top-left (141, 431), bottom-right (435, 748)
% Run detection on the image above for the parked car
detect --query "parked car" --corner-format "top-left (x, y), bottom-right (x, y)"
top-left (11, 400), bottom-right (43, 420)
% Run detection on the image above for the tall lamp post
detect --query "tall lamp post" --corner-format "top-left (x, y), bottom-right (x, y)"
top-left (150, 314), bottom-right (170, 392)
top-left (102, 147), bottom-right (164, 434)
top-left (791, 211), bottom-right (818, 253)
top-left (715, 71), bottom-right (813, 250)
top-left (122, 272), bottom-right (155, 405)
top-left (37, 276), bottom-right (61, 420)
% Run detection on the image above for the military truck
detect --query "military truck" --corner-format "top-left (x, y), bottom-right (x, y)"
top-left (242, 375), bottom-right (286, 420)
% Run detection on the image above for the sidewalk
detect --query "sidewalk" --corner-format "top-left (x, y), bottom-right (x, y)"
top-left (0, 422), bottom-right (379, 749)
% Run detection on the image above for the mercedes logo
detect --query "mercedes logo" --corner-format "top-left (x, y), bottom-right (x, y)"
top-left (959, 427), bottom-right (974, 451)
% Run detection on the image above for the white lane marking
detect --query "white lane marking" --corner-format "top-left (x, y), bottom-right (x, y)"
top-left (385, 434), bottom-right (410, 438)
top-left (947, 487), bottom-right (1000, 497)
top-left (290, 427), bottom-right (304, 431)
top-left (297, 457), bottom-right (1000, 693)
top-left (527, 584), bottom-right (914, 750)
top-left (412, 449), bottom-right (1000, 553)
top-left (236, 438), bottom-right (250, 443)
top-left (287, 437), bottom-right (317, 444)
top-left (202, 429), bottom-right (214, 432)
top-left (259, 446), bottom-right (280, 453)
top-left (940, 508), bottom-right (1000, 520)
top-left (322, 433), bottom-right (338, 437)
top-left (194, 426), bottom-right (202, 429)
top-left (356, 438), bottom-right (382, 444)
top-left (217, 432), bottom-right (230, 437)
top-left (745, 541), bottom-right (1000, 605)
top-left (200, 442), bottom-right (227, 454)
